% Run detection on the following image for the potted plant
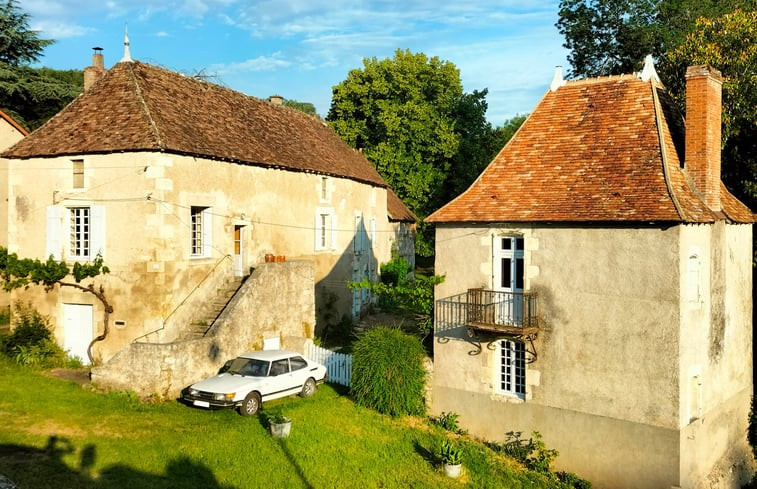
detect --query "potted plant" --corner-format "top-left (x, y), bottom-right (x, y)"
top-left (440, 439), bottom-right (463, 478)
top-left (266, 409), bottom-right (292, 438)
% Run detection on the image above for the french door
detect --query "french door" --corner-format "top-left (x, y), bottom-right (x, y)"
top-left (492, 236), bottom-right (524, 325)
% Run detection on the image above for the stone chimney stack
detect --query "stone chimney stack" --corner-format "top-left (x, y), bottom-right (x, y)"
top-left (83, 47), bottom-right (106, 91)
top-left (685, 64), bottom-right (723, 211)
top-left (268, 95), bottom-right (284, 106)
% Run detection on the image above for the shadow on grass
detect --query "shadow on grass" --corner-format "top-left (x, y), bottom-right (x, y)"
top-left (413, 439), bottom-right (439, 466)
top-left (0, 436), bottom-right (238, 489)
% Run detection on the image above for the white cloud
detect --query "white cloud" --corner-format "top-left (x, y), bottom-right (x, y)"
top-left (209, 53), bottom-right (292, 75)
top-left (31, 20), bottom-right (95, 39)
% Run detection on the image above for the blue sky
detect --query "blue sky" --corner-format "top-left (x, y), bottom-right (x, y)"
top-left (23, 0), bottom-right (570, 125)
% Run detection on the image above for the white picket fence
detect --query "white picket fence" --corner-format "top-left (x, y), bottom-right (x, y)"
top-left (306, 341), bottom-right (352, 387)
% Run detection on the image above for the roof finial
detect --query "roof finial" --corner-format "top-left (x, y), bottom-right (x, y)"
top-left (550, 66), bottom-right (566, 92)
top-left (120, 24), bottom-right (133, 63)
top-left (638, 54), bottom-right (660, 83)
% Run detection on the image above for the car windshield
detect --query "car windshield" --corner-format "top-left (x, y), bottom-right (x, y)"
top-left (227, 358), bottom-right (269, 377)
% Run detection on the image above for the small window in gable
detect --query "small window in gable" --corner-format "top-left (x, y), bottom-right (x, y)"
top-left (314, 208), bottom-right (336, 251)
top-left (72, 159), bottom-right (84, 189)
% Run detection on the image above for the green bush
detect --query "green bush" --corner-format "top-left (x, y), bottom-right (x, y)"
top-left (749, 396), bottom-right (757, 459)
top-left (0, 303), bottom-right (77, 368)
top-left (431, 411), bottom-right (467, 435)
top-left (556, 471), bottom-right (592, 489)
top-left (380, 255), bottom-right (411, 286)
top-left (494, 431), bottom-right (558, 474)
top-left (350, 326), bottom-right (427, 417)
top-left (440, 438), bottom-right (462, 465)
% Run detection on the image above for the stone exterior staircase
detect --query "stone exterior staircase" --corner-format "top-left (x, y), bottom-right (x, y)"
top-left (178, 277), bottom-right (244, 340)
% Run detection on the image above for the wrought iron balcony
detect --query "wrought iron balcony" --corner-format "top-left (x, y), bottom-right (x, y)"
top-left (436, 288), bottom-right (539, 337)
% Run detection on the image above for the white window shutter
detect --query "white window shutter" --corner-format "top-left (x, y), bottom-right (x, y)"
top-left (331, 214), bottom-right (338, 250)
top-left (89, 206), bottom-right (106, 261)
top-left (354, 215), bottom-right (360, 254)
top-left (45, 206), bottom-right (62, 260)
top-left (314, 212), bottom-right (321, 251)
top-left (202, 208), bottom-right (213, 257)
top-left (370, 218), bottom-right (376, 247)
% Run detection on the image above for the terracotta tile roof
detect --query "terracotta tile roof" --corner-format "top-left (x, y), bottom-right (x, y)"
top-left (0, 109), bottom-right (28, 136)
top-left (2, 61), bottom-right (387, 188)
top-left (427, 74), bottom-right (753, 224)
top-left (387, 189), bottom-right (417, 222)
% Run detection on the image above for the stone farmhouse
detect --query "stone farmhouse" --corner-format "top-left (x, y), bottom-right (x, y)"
top-left (1, 47), bottom-right (414, 377)
top-left (427, 58), bottom-right (754, 488)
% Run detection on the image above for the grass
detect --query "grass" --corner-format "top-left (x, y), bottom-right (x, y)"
top-left (0, 359), bottom-right (565, 488)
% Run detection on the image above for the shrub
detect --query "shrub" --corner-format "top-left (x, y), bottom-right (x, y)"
top-left (556, 471), bottom-right (592, 489)
top-left (494, 431), bottom-right (558, 474)
top-left (431, 411), bottom-right (467, 435)
top-left (350, 326), bottom-right (427, 417)
top-left (749, 396), bottom-right (757, 459)
top-left (380, 255), bottom-right (411, 286)
top-left (0, 303), bottom-right (74, 368)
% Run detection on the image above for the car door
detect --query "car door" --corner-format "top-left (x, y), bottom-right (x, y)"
top-left (269, 358), bottom-right (297, 397)
top-left (288, 356), bottom-right (310, 388)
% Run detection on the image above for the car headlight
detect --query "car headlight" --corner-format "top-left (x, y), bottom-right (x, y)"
top-left (214, 392), bottom-right (235, 401)
top-left (189, 389), bottom-right (199, 397)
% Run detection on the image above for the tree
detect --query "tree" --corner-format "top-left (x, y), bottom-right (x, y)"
top-left (329, 49), bottom-right (514, 255)
top-left (0, 64), bottom-right (82, 130)
top-left (0, 247), bottom-right (112, 363)
top-left (668, 8), bottom-right (757, 207)
top-left (0, 0), bottom-right (53, 66)
top-left (556, 0), bottom-right (753, 78)
top-left (328, 49), bottom-right (461, 223)
top-left (283, 98), bottom-right (317, 116)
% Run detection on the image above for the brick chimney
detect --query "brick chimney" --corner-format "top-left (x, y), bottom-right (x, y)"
top-left (84, 47), bottom-right (106, 91)
top-left (685, 65), bottom-right (723, 211)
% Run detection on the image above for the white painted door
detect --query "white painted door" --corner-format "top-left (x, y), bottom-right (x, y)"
top-left (493, 236), bottom-right (524, 325)
top-left (233, 225), bottom-right (244, 277)
top-left (63, 303), bottom-right (93, 365)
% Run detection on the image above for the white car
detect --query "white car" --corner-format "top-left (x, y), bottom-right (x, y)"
top-left (182, 350), bottom-right (328, 416)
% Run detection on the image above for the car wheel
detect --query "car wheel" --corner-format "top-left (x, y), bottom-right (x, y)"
top-left (300, 378), bottom-right (316, 398)
top-left (239, 392), bottom-right (261, 416)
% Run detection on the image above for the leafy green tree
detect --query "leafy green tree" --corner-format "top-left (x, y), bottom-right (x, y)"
top-left (329, 49), bottom-right (511, 255)
top-left (0, 64), bottom-right (82, 130)
top-left (556, 0), bottom-right (754, 78)
top-left (328, 50), bottom-right (461, 221)
top-left (0, 247), bottom-right (112, 363)
top-left (0, 0), bottom-right (53, 66)
top-left (283, 98), bottom-right (317, 116)
top-left (668, 9), bottom-right (757, 207)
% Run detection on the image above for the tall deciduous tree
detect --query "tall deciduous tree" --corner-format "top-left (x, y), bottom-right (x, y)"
top-left (328, 50), bottom-right (461, 225)
top-left (0, 0), bottom-right (52, 66)
top-left (328, 49), bottom-right (512, 255)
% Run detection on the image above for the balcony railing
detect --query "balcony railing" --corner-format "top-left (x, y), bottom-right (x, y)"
top-left (436, 288), bottom-right (539, 336)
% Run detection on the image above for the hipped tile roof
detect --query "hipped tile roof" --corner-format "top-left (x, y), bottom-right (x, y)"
top-left (427, 73), bottom-right (753, 224)
top-left (3, 61), bottom-right (387, 188)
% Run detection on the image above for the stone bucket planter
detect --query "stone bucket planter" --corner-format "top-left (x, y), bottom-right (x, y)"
top-left (269, 418), bottom-right (292, 438)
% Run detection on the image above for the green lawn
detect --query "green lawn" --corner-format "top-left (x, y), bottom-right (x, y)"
top-left (0, 359), bottom-right (563, 488)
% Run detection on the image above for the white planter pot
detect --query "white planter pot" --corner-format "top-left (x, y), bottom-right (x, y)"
top-left (443, 463), bottom-right (462, 478)
top-left (269, 420), bottom-right (292, 438)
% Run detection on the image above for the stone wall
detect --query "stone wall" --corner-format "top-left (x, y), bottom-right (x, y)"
top-left (90, 260), bottom-right (315, 399)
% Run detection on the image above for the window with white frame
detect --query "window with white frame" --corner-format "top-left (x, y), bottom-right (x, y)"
top-left (314, 207), bottom-right (336, 251)
top-left (72, 159), bottom-right (84, 189)
top-left (320, 176), bottom-right (329, 202)
top-left (46, 205), bottom-right (105, 261)
top-left (69, 207), bottom-right (90, 258)
top-left (190, 206), bottom-right (213, 257)
top-left (495, 339), bottom-right (526, 398)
